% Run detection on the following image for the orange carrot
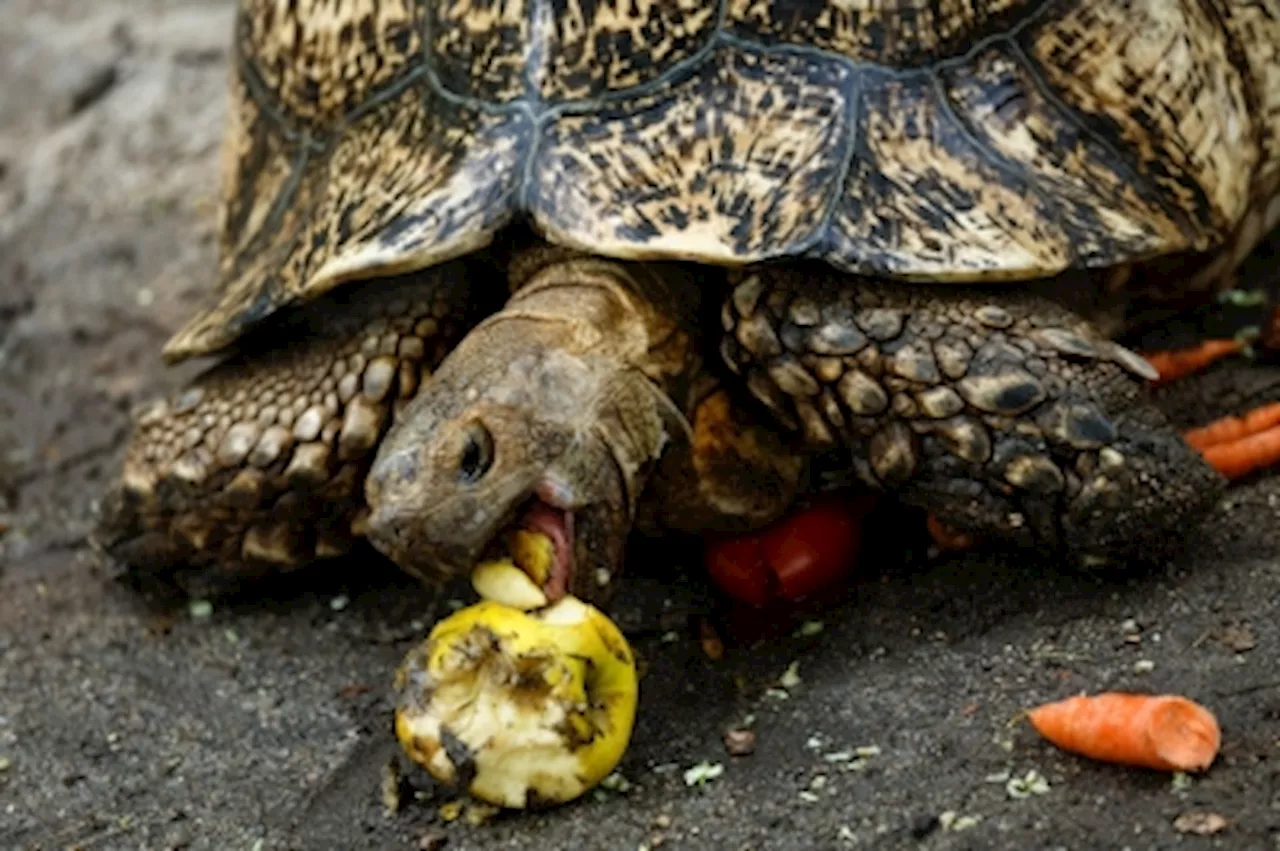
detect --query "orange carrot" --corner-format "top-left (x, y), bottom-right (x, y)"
top-left (1143, 339), bottom-right (1244, 383)
top-left (925, 514), bottom-right (975, 552)
top-left (1263, 305), bottom-right (1280, 352)
top-left (1200, 426), bottom-right (1280, 480)
top-left (1183, 402), bottom-right (1280, 450)
top-left (1028, 693), bottom-right (1220, 773)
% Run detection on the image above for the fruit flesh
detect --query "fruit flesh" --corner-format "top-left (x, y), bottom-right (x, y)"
top-left (398, 531), bottom-right (638, 809)
top-left (470, 526), bottom-right (559, 610)
top-left (394, 598), bottom-right (638, 808)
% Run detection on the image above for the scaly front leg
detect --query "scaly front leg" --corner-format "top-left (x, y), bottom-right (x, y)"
top-left (718, 266), bottom-right (1226, 565)
top-left (93, 263), bottom-right (486, 596)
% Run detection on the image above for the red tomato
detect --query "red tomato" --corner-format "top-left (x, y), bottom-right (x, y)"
top-left (705, 496), bottom-right (875, 606)
top-left (704, 535), bottom-right (775, 607)
top-left (759, 499), bottom-right (861, 601)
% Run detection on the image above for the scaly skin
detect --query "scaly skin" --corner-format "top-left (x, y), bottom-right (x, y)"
top-left (719, 265), bottom-right (1228, 564)
top-left (95, 248), bottom-right (804, 602)
top-left (363, 251), bottom-right (806, 606)
top-left (360, 250), bottom-right (1265, 604)
top-left (92, 263), bottom-right (492, 597)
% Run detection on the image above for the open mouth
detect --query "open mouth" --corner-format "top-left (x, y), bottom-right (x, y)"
top-left (517, 500), bottom-right (574, 601)
top-left (471, 492), bottom-right (578, 610)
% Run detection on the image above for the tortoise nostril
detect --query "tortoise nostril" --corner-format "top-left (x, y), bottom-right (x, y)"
top-left (386, 450), bottom-right (419, 485)
top-left (369, 450), bottom-right (420, 502)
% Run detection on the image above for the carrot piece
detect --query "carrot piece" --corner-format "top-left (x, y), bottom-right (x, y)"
top-left (1199, 425), bottom-right (1280, 480)
top-left (925, 514), bottom-right (976, 552)
top-left (1263, 305), bottom-right (1280, 353)
top-left (1142, 339), bottom-right (1244, 383)
top-left (1028, 693), bottom-right (1220, 773)
top-left (1183, 402), bottom-right (1280, 450)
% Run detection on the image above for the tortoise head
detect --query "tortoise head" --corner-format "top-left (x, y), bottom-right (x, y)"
top-left (365, 313), bottom-right (668, 608)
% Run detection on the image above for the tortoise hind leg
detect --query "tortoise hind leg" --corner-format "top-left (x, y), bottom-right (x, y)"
top-left (718, 266), bottom-right (1226, 565)
top-left (93, 262), bottom-right (486, 596)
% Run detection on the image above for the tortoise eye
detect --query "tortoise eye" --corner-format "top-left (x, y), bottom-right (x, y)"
top-left (458, 422), bottom-right (494, 485)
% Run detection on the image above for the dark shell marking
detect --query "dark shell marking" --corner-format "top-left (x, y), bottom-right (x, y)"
top-left (165, 0), bottom-right (1279, 360)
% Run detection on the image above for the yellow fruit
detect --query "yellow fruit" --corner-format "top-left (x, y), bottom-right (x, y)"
top-left (470, 559), bottom-right (548, 610)
top-left (394, 598), bottom-right (638, 808)
top-left (470, 529), bottom-right (556, 609)
top-left (510, 529), bottom-right (554, 585)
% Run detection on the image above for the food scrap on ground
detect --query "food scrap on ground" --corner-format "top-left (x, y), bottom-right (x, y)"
top-left (937, 811), bottom-right (982, 832)
top-left (682, 761), bottom-right (724, 787)
top-left (925, 514), bottom-right (976, 553)
top-left (704, 496), bottom-right (873, 607)
top-left (1004, 769), bottom-right (1051, 799)
top-left (778, 661), bottom-right (802, 690)
top-left (1028, 693), bottom-right (1221, 773)
top-left (1173, 811), bottom-right (1229, 836)
top-left (698, 618), bottom-right (724, 661)
top-left (1183, 401), bottom-right (1280, 480)
top-left (1263, 305), bottom-right (1280, 351)
top-left (392, 533), bottom-right (639, 809)
top-left (1144, 339), bottom-right (1245, 383)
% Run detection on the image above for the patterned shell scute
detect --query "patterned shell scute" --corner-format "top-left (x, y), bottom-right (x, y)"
top-left (168, 0), bottom-right (1274, 360)
top-left (1019, 0), bottom-right (1253, 240)
top-left (169, 77), bottom-right (529, 357)
top-left (1222, 0), bottom-right (1280, 189)
top-left (727, 0), bottom-right (1039, 66)
top-left (937, 47), bottom-right (1185, 265)
top-left (426, 0), bottom-right (721, 102)
top-left (532, 43), bottom-right (854, 261)
top-left (239, 0), bottom-right (422, 126)
top-left (830, 70), bottom-right (1075, 278)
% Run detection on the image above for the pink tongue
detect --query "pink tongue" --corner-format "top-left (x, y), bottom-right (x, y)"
top-left (521, 502), bottom-right (573, 601)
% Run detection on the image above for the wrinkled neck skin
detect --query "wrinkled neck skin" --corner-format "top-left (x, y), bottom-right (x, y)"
top-left (365, 255), bottom-right (702, 606)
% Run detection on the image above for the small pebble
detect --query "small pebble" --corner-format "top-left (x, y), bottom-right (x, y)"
top-left (698, 619), bottom-right (724, 661)
top-left (723, 728), bottom-right (756, 757)
top-left (1219, 624), bottom-right (1256, 653)
top-left (418, 831), bottom-right (448, 851)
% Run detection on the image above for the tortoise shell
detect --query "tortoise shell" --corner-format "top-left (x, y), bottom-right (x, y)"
top-left (164, 0), bottom-right (1280, 361)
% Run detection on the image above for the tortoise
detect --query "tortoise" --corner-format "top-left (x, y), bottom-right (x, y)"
top-left (95, 0), bottom-right (1280, 606)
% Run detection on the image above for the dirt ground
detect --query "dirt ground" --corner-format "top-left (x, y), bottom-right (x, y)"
top-left (3, 2), bottom-right (1280, 849)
